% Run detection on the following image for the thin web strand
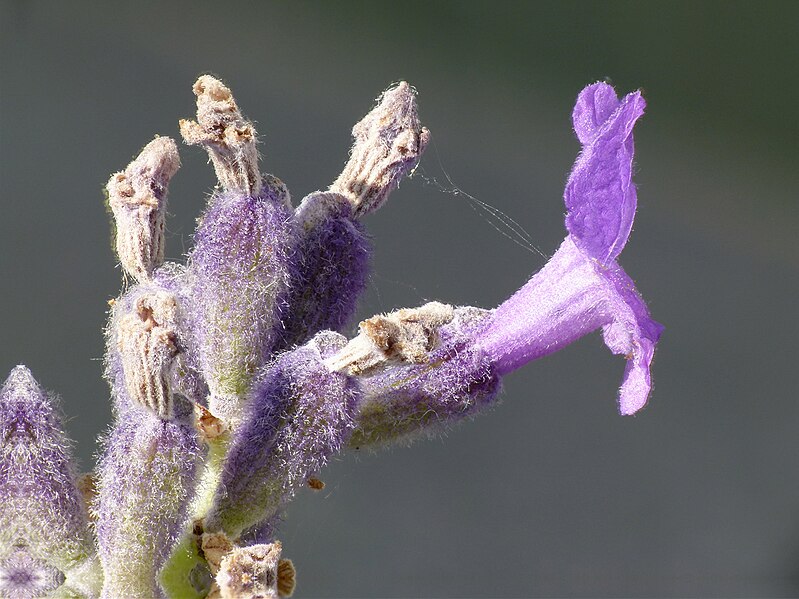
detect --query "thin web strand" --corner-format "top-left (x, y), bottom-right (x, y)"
top-left (411, 143), bottom-right (547, 259)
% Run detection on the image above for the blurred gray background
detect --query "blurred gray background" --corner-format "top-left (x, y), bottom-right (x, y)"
top-left (1, 1), bottom-right (797, 596)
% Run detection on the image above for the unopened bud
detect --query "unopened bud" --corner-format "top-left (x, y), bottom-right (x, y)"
top-left (331, 81), bottom-right (429, 217)
top-left (0, 366), bottom-right (94, 571)
top-left (206, 332), bottom-right (356, 539)
top-left (106, 136), bottom-right (180, 282)
top-left (180, 75), bottom-right (261, 195)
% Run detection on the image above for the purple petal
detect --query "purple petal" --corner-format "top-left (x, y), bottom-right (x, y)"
top-left (571, 82), bottom-right (622, 145)
top-left (475, 237), bottom-right (662, 414)
top-left (599, 259), bottom-right (664, 414)
top-left (565, 85), bottom-right (645, 263)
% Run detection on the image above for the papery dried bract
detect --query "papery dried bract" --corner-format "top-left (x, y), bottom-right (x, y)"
top-left (107, 136), bottom-right (180, 283)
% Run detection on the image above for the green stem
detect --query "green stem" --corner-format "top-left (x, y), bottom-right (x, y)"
top-left (160, 433), bottom-right (230, 598)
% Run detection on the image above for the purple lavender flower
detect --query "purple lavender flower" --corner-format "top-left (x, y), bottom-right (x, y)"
top-left (474, 83), bottom-right (663, 415)
top-left (326, 83), bottom-right (661, 455)
top-left (280, 193), bottom-right (371, 350)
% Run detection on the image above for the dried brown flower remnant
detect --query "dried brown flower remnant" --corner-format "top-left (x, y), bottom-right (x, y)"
top-left (180, 75), bottom-right (261, 195)
top-left (216, 542), bottom-right (283, 599)
top-left (106, 136), bottom-right (179, 282)
top-left (115, 291), bottom-right (180, 420)
top-left (325, 301), bottom-right (454, 374)
top-left (277, 559), bottom-right (296, 597)
top-left (306, 477), bottom-right (325, 491)
top-left (331, 81), bottom-right (430, 217)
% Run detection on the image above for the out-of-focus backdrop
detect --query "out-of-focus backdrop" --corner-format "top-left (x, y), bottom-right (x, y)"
top-left (1, 1), bottom-right (797, 596)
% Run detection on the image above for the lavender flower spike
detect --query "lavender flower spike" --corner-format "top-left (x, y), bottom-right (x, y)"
top-left (0, 366), bottom-right (94, 573)
top-left (475, 83), bottom-right (663, 414)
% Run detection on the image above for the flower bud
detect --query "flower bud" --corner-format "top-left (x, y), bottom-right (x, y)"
top-left (182, 76), bottom-right (298, 422)
top-left (0, 545), bottom-right (64, 599)
top-left (187, 179), bottom-right (297, 423)
top-left (279, 191), bottom-right (370, 349)
top-left (278, 84), bottom-right (428, 349)
top-left (0, 366), bottom-right (94, 571)
top-left (205, 331), bottom-right (357, 539)
top-left (96, 403), bottom-right (201, 598)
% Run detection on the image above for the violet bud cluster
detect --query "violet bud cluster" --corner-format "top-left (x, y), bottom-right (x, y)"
top-left (0, 76), bottom-right (661, 598)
